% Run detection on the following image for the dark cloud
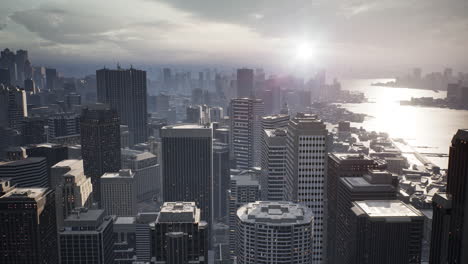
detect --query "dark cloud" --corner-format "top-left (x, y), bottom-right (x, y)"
top-left (0, 23), bottom-right (6, 31)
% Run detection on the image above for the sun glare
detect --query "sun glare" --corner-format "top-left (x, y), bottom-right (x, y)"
top-left (296, 42), bottom-right (315, 61)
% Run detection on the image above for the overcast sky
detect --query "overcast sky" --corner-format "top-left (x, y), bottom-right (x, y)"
top-left (1, 0), bottom-right (467, 76)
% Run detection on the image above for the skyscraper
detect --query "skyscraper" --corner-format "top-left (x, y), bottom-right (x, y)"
top-left (213, 141), bottom-right (230, 222)
top-left (47, 113), bottom-right (81, 140)
top-left (236, 68), bottom-right (254, 98)
top-left (326, 153), bottom-right (385, 263)
top-left (349, 200), bottom-right (424, 264)
top-left (59, 208), bottom-right (115, 264)
top-left (161, 124), bottom-right (213, 226)
top-left (101, 169), bottom-right (137, 217)
top-left (230, 98), bottom-right (264, 169)
top-left (0, 68), bottom-right (10, 85)
top-left (285, 113), bottom-right (327, 263)
top-left (261, 128), bottom-right (288, 201)
top-left (235, 201), bottom-right (314, 264)
top-left (45, 68), bottom-right (58, 90)
top-left (0, 157), bottom-right (48, 188)
top-left (80, 104), bottom-right (121, 204)
top-left (96, 67), bottom-right (148, 145)
top-left (154, 202), bottom-right (208, 264)
top-left (0, 187), bottom-right (58, 264)
top-left (430, 129), bottom-right (468, 264)
top-left (0, 84), bottom-right (27, 129)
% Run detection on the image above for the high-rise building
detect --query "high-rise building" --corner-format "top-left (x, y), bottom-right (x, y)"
top-left (335, 170), bottom-right (397, 263)
top-left (51, 159), bottom-right (93, 227)
top-left (80, 104), bottom-right (121, 204)
top-left (285, 112), bottom-right (327, 263)
top-left (101, 169), bottom-right (137, 217)
top-left (349, 200), bottom-right (424, 264)
top-left (0, 68), bottom-right (10, 85)
top-left (261, 128), bottom-right (288, 201)
top-left (236, 68), bottom-right (254, 98)
top-left (230, 98), bottom-right (264, 169)
top-left (326, 153), bottom-right (385, 263)
top-left (235, 201), bottom-right (314, 264)
top-left (186, 105), bottom-right (201, 123)
top-left (213, 141), bottom-right (230, 222)
top-left (26, 143), bottom-right (69, 171)
top-left (227, 169), bottom-right (261, 257)
top-left (0, 84), bottom-right (27, 129)
top-left (96, 67), bottom-right (148, 145)
top-left (113, 216), bottom-right (137, 263)
top-left (0, 157), bottom-right (48, 187)
top-left (261, 114), bottom-right (290, 131)
top-left (47, 113), bottom-right (80, 140)
top-left (59, 208), bottom-right (115, 264)
top-left (154, 202), bottom-right (208, 263)
top-left (0, 49), bottom-right (17, 84)
top-left (15, 50), bottom-right (28, 85)
top-left (121, 149), bottom-right (160, 201)
top-left (430, 129), bottom-right (468, 264)
top-left (20, 117), bottom-right (47, 145)
top-left (0, 187), bottom-right (58, 263)
top-left (45, 68), bottom-right (58, 90)
top-left (161, 124), bottom-right (213, 226)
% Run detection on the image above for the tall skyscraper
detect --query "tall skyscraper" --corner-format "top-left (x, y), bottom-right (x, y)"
top-left (261, 128), bottom-right (288, 201)
top-left (235, 201), bottom-right (314, 264)
top-left (0, 157), bottom-right (48, 188)
top-left (326, 153), bottom-right (385, 263)
top-left (349, 200), bottom-right (424, 264)
top-left (0, 187), bottom-right (58, 264)
top-left (236, 68), bottom-right (254, 98)
top-left (0, 68), bottom-right (10, 85)
top-left (261, 114), bottom-right (290, 131)
top-left (230, 98), bottom-right (264, 169)
top-left (45, 68), bottom-right (58, 90)
top-left (0, 84), bottom-right (27, 129)
top-left (59, 208), bottom-right (115, 264)
top-left (96, 67), bottom-right (148, 145)
top-left (51, 159), bottom-right (93, 227)
top-left (285, 113), bottom-right (327, 263)
top-left (335, 170), bottom-right (397, 263)
top-left (20, 117), bottom-right (47, 145)
top-left (101, 169), bottom-right (137, 217)
top-left (430, 129), bottom-right (468, 264)
top-left (47, 113), bottom-right (81, 140)
top-left (154, 202), bottom-right (208, 264)
top-left (80, 104), bottom-right (121, 204)
top-left (161, 124), bottom-right (213, 226)
top-left (15, 49), bottom-right (28, 85)
top-left (213, 141), bottom-right (230, 222)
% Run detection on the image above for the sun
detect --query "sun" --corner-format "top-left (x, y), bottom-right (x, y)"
top-left (295, 42), bottom-right (315, 61)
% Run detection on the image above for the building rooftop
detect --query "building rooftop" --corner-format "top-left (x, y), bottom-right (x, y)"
top-left (261, 114), bottom-right (289, 120)
top-left (231, 173), bottom-right (259, 186)
top-left (0, 157), bottom-right (45, 167)
top-left (65, 208), bottom-right (105, 222)
top-left (115, 216), bottom-right (136, 225)
top-left (1, 187), bottom-right (47, 201)
top-left (237, 201), bottom-right (313, 225)
top-left (330, 153), bottom-right (373, 162)
top-left (157, 202), bottom-right (200, 223)
top-left (162, 124), bottom-right (207, 130)
top-left (102, 169), bottom-right (134, 179)
top-left (352, 200), bottom-right (423, 221)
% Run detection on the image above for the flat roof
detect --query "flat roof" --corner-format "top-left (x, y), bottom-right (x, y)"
top-left (354, 200), bottom-right (422, 218)
top-left (237, 201), bottom-right (313, 225)
top-left (0, 157), bottom-right (45, 167)
top-left (65, 209), bottom-right (105, 222)
top-left (157, 202), bottom-right (200, 223)
top-left (1, 188), bottom-right (47, 200)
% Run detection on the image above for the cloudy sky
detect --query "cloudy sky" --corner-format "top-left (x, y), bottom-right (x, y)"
top-left (1, 0), bottom-right (467, 76)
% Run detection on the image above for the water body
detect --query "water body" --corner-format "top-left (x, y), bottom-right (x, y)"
top-left (340, 79), bottom-right (468, 169)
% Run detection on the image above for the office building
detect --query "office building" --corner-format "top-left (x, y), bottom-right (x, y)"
top-left (327, 153), bottom-right (385, 263)
top-left (101, 169), bottom-right (137, 217)
top-left (20, 117), bottom-right (47, 144)
top-left (430, 129), bottom-right (468, 263)
top-left (59, 208), bottom-right (115, 264)
top-left (0, 187), bottom-right (58, 263)
top-left (261, 128), bottom-right (288, 201)
top-left (261, 114), bottom-right (290, 130)
top-left (285, 113), bottom-right (327, 263)
top-left (46, 68), bottom-right (58, 90)
top-left (236, 201), bottom-right (314, 264)
top-left (161, 124), bottom-right (213, 225)
top-left (186, 105), bottom-right (201, 123)
top-left (230, 98), bottom-right (264, 169)
top-left (227, 169), bottom-right (261, 257)
top-left (51, 159), bottom-right (93, 227)
top-left (154, 202), bottom-right (208, 264)
top-left (80, 104), bottom-right (121, 204)
top-left (121, 149), bottom-right (160, 201)
top-left (26, 143), bottom-right (69, 171)
top-left (213, 141), bottom-right (230, 222)
top-left (136, 212), bottom-right (159, 262)
top-left (114, 217), bottom-right (137, 263)
top-left (236, 68), bottom-right (254, 98)
top-left (335, 170), bottom-right (397, 263)
top-left (96, 67), bottom-right (148, 145)
top-left (0, 84), bottom-right (27, 129)
top-left (47, 113), bottom-right (80, 139)
top-left (0, 68), bottom-right (10, 85)
top-left (0, 157), bottom-right (48, 187)
top-left (348, 200), bottom-right (424, 264)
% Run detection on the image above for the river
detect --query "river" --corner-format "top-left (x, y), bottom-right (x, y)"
top-left (340, 79), bottom-right (468, 169)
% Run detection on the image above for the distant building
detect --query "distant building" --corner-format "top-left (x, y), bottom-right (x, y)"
top-left (0, 187), bottom-right (58, 263)
top-left (154, 202), bottom-right (208, 264)
top-left (430, 129), bottom-right (468, 263)
top-left (45, 68), bottom-right (58, 90)
top-left (230, 98), bottom-right (264, 169)
top-left (349, 200), bottom-right (424, 264)
top-left (236, 68), bottom-right (254, 98)
top-left (80, 104), bottom-right (121, 204)
top-left (213, 141), bottom-right (230, 222)
top-left (101, 169), bottom-right (137, 217)
top-left (0, 84), bottom-right (27, 129)
top-left (59, 208), bottom-right (115, 264)
top-left (285, 113), bottom-right (327, 264)
top-left (47, 113), bottom-right (80, 140)
top-left (236, 201), bottom-right (314, 264)
top-left (261, 114), bottom-right (290, 131)
top-left (261, 128), bottom-right (288, 201)
top-left (96, 67), bottom-right (148, 145)
top-left (19, 117), bottom-right (47, 145)
top-left (161, 124), bottom-right (213, 226)
top-left (0, 157), bottom-right (48, 187)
